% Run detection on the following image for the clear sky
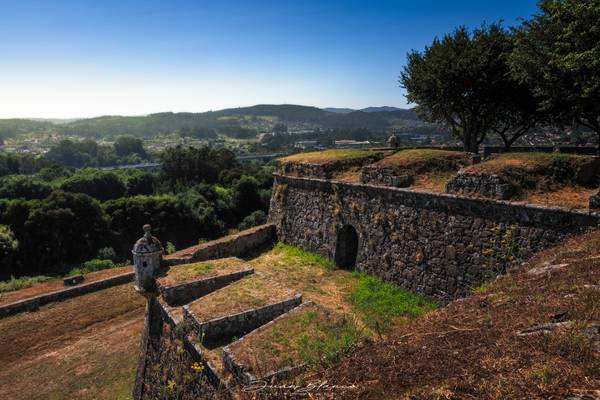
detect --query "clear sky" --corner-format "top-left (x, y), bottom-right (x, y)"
top-left (0, 0), bottom-right (539, 118)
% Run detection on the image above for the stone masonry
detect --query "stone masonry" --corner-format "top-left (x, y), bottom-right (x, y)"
top-left (269, 174), bottom-right (600, 301)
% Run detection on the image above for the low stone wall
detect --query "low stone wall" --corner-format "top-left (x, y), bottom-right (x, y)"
top-left (159, 267), bottom-right (254, 306)
top-left (360, 167), bottom-right (413, 187)
top-left (0, 271), bottom-right (134, 319)
top-left (133, 296), bottom-right (226, 400)
top-left (269, 174), bottom-right (600, 301)
top-left (222, 302), bottom-right (314, 385)
top-left (183, 294), bottom-right (302, 342)
top-left (446, 173), bottom-right (515, 200)
top-left (165, 224), bottom-right (276, 265)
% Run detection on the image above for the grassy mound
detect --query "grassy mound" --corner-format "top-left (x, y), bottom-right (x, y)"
top-left (279, 149), bottom-right (381, 165)
top-left (362, 149), bottom-right (472, 191)
top-left (311, 229), bottom-right (600, 399)
top-left (466, 152), bottom-right (599, 191)
top-left (372, 149), bottom-right (471, 174)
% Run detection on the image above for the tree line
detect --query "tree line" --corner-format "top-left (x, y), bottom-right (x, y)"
top-left (400, 0), bottom-right (600, 153)
top-left (0, 145), bottom-right (272, 279)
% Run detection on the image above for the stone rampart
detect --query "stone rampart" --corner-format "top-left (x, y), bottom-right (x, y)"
top-left (269, 174), bottom-right (600, 301)
top-left (183, 294), bottom-right (302, 342)
top-left (165, 224), bottom-right (276, 266)
top-left (158, 267), bottom-right (254, 306)
top-left (0, 271), bottom-right (134, 319)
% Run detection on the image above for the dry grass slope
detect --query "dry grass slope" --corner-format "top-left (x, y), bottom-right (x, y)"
top-left (306, 229), bottom-right (600, 399)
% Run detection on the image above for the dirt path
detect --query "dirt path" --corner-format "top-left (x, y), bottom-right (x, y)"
top-left (0, 284), bottom-right (145, 400)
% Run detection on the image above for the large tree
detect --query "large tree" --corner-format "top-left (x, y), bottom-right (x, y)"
top-left (400, 24), bottom-right (529, 153)
top-left (510, 0), bottom-right (600, 150)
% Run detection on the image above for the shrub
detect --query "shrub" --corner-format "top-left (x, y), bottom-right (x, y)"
top-left (68, 258), bottom-right (115, 276)
top-left (96, 247), bottom-right (117, 261)
top-left (0, 275), bottom-right (54, 293)
top-left (237, 210), bottom-right (266, 231)
top-left (0, 176), bottom-right (53, 200)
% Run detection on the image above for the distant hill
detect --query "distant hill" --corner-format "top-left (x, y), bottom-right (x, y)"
top-left (324, 106), bottom-right (407, 114)
top-left (360, 106), bottom-right (404, 113)
top-left (0, 104), bottom-right (424, 138)
top-left (323, 107), bottom-right (355, 114)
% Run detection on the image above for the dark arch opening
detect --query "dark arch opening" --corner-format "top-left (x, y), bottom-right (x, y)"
top-left (335, 225), bottom-right (359, 270)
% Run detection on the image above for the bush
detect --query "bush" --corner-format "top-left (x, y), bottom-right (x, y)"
top-left (96, 247), bottom-right (117, 261)
top-left (0, 176), bottom-right (53, 200)
top-left (68, 258), bottom-right (115, 276)
top-left (60, 170), bottom-right (126, 201)
top-left (0, 275), bottom-right (54, 293)
top-left (237, 210), bottom-right (266, 230)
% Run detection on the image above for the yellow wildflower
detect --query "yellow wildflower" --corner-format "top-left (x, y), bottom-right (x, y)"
top-left (191, 362), bottom-right (204, 373)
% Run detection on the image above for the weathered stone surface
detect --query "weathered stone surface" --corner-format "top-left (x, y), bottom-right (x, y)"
top-left (269, 174), bottom-right (600, 301)
top-left (446, 172), bottom-right (516, 199)
top-left (590, 190), bottom-right (600, 209)
top-left (183, 294), bottom-right (302, 342)
top-left (165, 224), bottom-right (276, 265)
top-left (63, 275), bottom-right (84, 286)
top-left (360, 167), bottom-right (414, 187)
top-left (158, 267), bottom-right (254, 306)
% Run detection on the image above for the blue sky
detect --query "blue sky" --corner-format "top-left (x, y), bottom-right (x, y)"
top-left (0, 0), bottom-right (539, 118)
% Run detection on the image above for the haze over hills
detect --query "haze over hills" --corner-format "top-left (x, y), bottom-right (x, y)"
top-left (324, 106), bottom-right (405, 114)
top-left (0, 104), bottom-right (426, 139)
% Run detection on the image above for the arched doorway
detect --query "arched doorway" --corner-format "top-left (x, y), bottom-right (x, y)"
top-left (334, 225), bottom-right (359, 270)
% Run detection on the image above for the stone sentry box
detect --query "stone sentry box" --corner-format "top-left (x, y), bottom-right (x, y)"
top-left (132, 224), bottom-right (163, 292)
top-left (269, 174), bottom-right (600, 301)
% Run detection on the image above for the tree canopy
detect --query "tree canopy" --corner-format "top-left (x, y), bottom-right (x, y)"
top-left (510, 0), bottom-right (600, 148)
top-left (400, 24), bottom-right (542, 152)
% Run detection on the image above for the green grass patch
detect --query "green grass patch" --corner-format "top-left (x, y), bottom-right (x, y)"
top-left (273, 242), bottom-right (335, 270)
top-left (350, 273), bottom-right (437, 335)
top-left (244, 305), bottom-right (365, 370)
top-left (67, 259), bottom-right (117, 277)
top-left (298, 314), bottom-right (364, 367)
top-left (0, 275), bottom-right (54, 293)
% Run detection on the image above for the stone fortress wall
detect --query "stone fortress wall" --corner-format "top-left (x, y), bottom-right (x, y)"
top-left (269, 173), bottom-right (600, 301)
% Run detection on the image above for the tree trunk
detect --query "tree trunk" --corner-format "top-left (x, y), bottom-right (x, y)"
top-left (462, 129), bottom-right (479, 154)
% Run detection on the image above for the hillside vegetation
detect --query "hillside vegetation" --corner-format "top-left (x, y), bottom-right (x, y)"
top-left (307, 229), bottom-right (600, 399)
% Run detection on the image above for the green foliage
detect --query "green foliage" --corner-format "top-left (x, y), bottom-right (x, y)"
top-left (68, 258), bottom-right (116, 276)
top-left (103, 194), bottom-right (201, 255)
top-left (113, 135), bottom-right (147, 158)
top-left (165, 241), bottom-right (176, 255)
top-left (0, 153), bottom-right (50, 177)
top-left (0, 275), bottom-right (54, 293)
top-left (44, 138), bottom-right (151, 168)
top-left (400, 24), bottom-right (522, 152)
top-left (231, 175), bottom-right (266, 218)
top-left (273, 242), bottom-right (335, 270)
top-left (0, 176), bottom-right (53, 200)
top-left (96, 247), bottom-right (117, 261)
top-left (237, 210), bottom-right (266, 231)
top-left (0, 224), bottom-right (19, 277)
top-left (510, 0), bottom-right (600, 144)
top-left (59, 169), bottom-right (126, 201)
top-left (160, 145), bottom-right (238, 185)
top-left (350, 273), bottom-right (437, 335)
